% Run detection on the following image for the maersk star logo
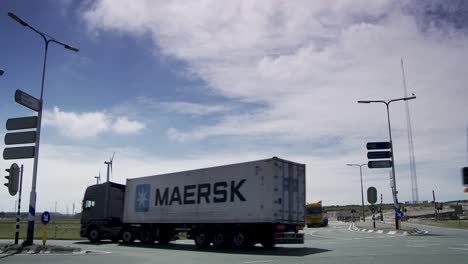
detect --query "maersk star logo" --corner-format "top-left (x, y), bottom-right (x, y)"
top-left (135, 184), bottom-right (150, 212)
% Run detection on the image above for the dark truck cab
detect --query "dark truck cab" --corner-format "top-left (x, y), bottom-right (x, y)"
top-left (80, 182), bottom-right (125, 242)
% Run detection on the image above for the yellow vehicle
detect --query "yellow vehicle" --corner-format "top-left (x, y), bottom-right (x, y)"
top-left (306, 201), bottom-right (328, 227)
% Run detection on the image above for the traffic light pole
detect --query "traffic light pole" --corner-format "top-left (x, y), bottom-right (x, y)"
top-left (14, 164), bottom-right (23, 244)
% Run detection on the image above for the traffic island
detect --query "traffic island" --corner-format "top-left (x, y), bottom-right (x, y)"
top-left (351, 221), bottom-right (428, 235)
top-left (0, 243), bottom-right (82, 255)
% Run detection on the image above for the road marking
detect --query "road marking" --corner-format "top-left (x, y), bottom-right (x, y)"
top-left (388, 231), bottom-right (397, 235)
top-left (406, 244), bottom-right (440, 248)
top-left (376, 230), bottom-right (384, 234)
top-left (243, 260), bottom-right (273, 264)
top-left (448, 247), bottom-right (468, 251)
top-left (367, 230), bottom-right (374, 233)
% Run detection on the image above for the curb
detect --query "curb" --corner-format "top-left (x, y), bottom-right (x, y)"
top-left (0, 244), bottom-right (85, 255)
top-left (349, 223), bottom-right (429, 236)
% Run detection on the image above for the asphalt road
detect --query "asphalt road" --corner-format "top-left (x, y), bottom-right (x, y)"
top-left (1, 221), bottom-right (467, 264)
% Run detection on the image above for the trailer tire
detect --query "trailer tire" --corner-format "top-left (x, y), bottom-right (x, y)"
top-left (232, 227), bottom-right (252, 249)
top-left (139, 227), bottom-right (155, 244)
top-left (121, 228), bottom-right (135, 244)
top-left (87, 226), bottom-right (101, 243)
top-left (194, 229), bottom-right (210, 249)
top-left (212, 228), bottom-right (230, 249)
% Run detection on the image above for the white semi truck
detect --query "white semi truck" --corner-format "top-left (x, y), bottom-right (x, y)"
top-left (80, 157), bottom-right (305, 249)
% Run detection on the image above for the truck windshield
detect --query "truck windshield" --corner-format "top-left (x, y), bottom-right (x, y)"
top-left (307, 207), bottom-right (322, 214)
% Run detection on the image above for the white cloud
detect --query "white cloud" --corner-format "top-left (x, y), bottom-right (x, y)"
top-left (112, 116), bottom-right (146, 134)
top-left (43, 106), bottom-right (145, 139)
top-left (160, 101), bottom-right (235, 116)
top-left (80, 0), bottom-right (468, 204)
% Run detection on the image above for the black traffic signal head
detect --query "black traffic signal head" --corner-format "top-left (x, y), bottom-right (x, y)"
top-left (4, 163), bottom-right (19, 196)
top-left (463, 167), bottom-right (468, 186)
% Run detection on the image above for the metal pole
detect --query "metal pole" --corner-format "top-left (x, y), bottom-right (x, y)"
top-left (359, 165), bottom-right (365, 222)
top-left (432, 190), bottom-right (437, 221)
top-left (385, 102), bottom-right (400, 230)
top-left (380, 193), bottom-right (383, 221)
top-left (14, 164), bottom-right (24, 244)
top-left (25, 39), bottom-right (48, 245)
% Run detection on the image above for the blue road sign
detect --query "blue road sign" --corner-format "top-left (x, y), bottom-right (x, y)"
top-left (41, 211), bottom-right (50, 225)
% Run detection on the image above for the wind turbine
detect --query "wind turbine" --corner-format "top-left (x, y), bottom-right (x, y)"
top-left (104, 152), bottom-right (115, 182)
top-left (94, 171), bottom-right (101, 184)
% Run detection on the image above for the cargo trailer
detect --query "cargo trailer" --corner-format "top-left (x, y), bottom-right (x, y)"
top-left (80, 157), bottom-right (305, 249)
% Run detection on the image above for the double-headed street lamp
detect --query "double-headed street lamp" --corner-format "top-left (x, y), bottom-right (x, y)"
top-left (358, 95), bottom-right (416, 229)
top-left (8, 12), bottom-right (79, 245)
top-left (347, 163), bottom-right (367, 222)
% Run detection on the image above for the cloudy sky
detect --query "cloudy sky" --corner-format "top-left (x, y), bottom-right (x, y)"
top-left (1, 0), bottom-right (467, 213)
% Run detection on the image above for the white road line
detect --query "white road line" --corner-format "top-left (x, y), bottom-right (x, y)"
top-left (406, 244), bottom-right (440, 248)
top-left (243, 260), bottom-right (273, 264)
top-left (376, 230), bottom-right (384, 234)
top-left (388, 231), bottom-right (397, 235)
top-left (367, 230), bottom-right (374, 233)
top-left (448, 247), bottom-right (468, 251)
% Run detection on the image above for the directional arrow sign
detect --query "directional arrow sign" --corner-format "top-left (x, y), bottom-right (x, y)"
top-left (366, 142), bottom-right (391, 150)
top-left (15, 89), bottom-right (40, 112)
top-left (368, 160), bottom-right (392, 169)
top-left (367, 151), bottom-right (392, 159)
top-left (3, 146), bottom-right (35, 160)
top-left (5, 131), bottom-right (37, 145)
top-left (6, 116), bottom-right (38, 130)
top-left (41, 211), bottom-right (51, 225)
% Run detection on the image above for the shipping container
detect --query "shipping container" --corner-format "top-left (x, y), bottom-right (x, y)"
top-left (80, 157), bottom-right (305, 249)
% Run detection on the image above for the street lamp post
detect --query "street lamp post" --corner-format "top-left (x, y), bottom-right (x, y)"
top-left (8, 12), bottom-right (78, 245)
top-left (358, 95), bottom-right (416, 230)
top-left (347, 164), bottom-right (367, 222)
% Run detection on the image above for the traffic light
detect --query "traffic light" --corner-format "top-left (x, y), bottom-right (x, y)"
top-left (4, 163), bottom-right (19, 196)
top-left (463, 167), bottom-right (468, 186)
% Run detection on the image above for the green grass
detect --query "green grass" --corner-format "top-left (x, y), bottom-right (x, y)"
top-left (0, 219), bottom-right (84, 240)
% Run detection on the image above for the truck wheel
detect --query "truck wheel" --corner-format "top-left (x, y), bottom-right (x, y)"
top-left (194, 229), bottom-right (210, 248)
top-left (121, 229), bottom-right (135, 244)
top-left (87, 226), bottom-right (101, 243)
top-left (232, 228), bottom-right (251, 249)
top-left (213, 229), bottom-right (230, 249)
top-left (139, 227), bottom-right (155, 244)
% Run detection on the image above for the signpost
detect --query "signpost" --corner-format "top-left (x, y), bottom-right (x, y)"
top-left (3, 146), bottom-right (35, 160)
top-left (367, 151), bottom-right (391, 159)
top-left (41, 211), bottom-right (50, 246)
top-left (14, 89), bottom-right (40, 112)
top-left (5, 131), bottom-right (37, 145)
top-left (368, 160), bottom-right (392, 169)
top-left (6, 116), bottom-right (38, 130)
top-left (367, 142), bottom-right (391, 150)
top-left (366, 141), bottom-right (392, 169)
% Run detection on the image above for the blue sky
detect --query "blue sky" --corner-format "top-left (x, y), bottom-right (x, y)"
top-left (1, 0), bottom-right (468, 213)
